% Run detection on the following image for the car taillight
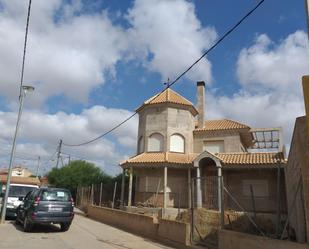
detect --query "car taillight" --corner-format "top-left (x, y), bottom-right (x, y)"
top-left (34, 196), bottom-right (40, 206)
top-left (71, 197), bottom-right (74, 207)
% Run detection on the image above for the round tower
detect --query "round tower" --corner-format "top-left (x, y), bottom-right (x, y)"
top-left (136, 88), bottom-right (197, 155)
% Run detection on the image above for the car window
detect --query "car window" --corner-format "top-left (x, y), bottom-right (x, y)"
top-left (40, 190), bottom-right (71, 202)
top-left (8, 186), bottom-right (38, 197)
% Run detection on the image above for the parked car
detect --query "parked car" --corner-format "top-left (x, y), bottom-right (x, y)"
top-left (0, 183), bottom-right (39, 218)
top-left (16, 187), bottom-right (74, 232)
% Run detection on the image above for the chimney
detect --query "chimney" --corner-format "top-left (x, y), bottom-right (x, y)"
top-left (197, 81), bottom-right (205, 128)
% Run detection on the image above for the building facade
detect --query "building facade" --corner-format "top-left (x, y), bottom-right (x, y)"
top-left (120, 81), bottom-right (286, 214)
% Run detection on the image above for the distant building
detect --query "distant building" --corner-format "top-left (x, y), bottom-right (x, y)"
top-left (120, 81), bottom-right (286, 215)
top-left (0, 167), bottom-right (34, 177)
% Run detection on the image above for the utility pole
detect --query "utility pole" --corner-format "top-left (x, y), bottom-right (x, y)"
top-left (0, 86), bottom-right (34, 224)
top-left (306, 0), bottom-right (309, 40)
top-left (56, 139), bottom-right (62, 168)
top-left (35, 156), bottom-right (40, 177)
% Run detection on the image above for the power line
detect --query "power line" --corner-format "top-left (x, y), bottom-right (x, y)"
top-left (62, 0), bottom-right (265, 147)
top-left (19, 0), bottom-right (32, 99)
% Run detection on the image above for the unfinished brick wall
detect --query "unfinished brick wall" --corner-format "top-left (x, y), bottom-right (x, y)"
top-left (134, 168), bottom-right (189, 208)
top-left (286, 116), bottom-right (309, 243)
top-left (224, 169), bottom-right (287, 213)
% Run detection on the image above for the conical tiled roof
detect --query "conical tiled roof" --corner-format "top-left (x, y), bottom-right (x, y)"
top-left (136, 88), bottom-right (198, 115)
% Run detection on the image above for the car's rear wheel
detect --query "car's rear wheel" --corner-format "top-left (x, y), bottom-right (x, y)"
top-left (23, 216), bottom-right (33, 232)
top-left (60, 222), bottom-right (70, 232)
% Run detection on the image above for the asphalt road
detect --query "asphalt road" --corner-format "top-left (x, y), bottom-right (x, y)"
top-left (0, 214), bottom-right (174, 249)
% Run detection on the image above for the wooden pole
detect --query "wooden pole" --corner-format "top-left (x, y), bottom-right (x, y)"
top-left (112, 181), bottom-right (117, 209)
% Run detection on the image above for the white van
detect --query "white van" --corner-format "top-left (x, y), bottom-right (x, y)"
top-left (1, 183), bottom-right (39, 218)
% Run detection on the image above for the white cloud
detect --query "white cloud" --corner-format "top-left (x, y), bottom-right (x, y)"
top-left (237, 31), bottom-right (309, 94)
top-left (0, 105), bottom-right (138, 175)
top-left (0, 0), bottom-right (217, 107)
top-left (127, 0), bottom-right (217, 83)
top-left (0, 0), bottom-right (128, 105)
top-left (206, 31), bottom-right (308, 150)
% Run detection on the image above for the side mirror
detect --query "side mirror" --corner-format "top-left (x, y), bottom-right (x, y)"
top-left (18, 196), bottom-right (24, 201)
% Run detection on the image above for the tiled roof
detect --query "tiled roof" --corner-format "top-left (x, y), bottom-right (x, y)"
top-left (120, 152), bottom-right (285, 168)
top-left (0, 175), bottom-right (41, 185)
top-left (136, 88), bottom-right (198, 115)
top-left (120, 152), bottom-right (196, 166)
top-left (217, 152), bottom-right (285, 165)
top-left (194, 119), bottom-right (250, 132)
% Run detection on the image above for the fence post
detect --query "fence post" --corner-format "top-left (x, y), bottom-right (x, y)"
top-left (120, 169), bottom-right (125, 208)
top-left (128, 167), bottom-right (133, 207)
top-left (99, 182), bottom-right (103, 207)
top-left (190, 178), bottom-right (195, 243)
top-left (276, 161), bottom-right (281, 238)
top-left (218, 165), bottom-right (224, 229)
top-left (112, 181), bottom-right (117, 209)
top-left (81, 187), bottom-right (84, 207)
top-left (91, 184), bottom-right (94, 205)
top-left (250, 184), bottom-right (256, 220)
top-left (75, 186), bottom-right (79, 207)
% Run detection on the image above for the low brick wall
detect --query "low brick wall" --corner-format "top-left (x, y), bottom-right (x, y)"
top-left (158, 218), bottom-right (190, 245)
top-left (87, 205), bottom-right (158, 238)
top-left (219, 229), bottom-right (309, 249)
top-left (87, 205), bottom-right (191, 246)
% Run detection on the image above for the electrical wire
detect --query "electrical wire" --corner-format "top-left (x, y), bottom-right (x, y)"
top-left (61, 0), bottom-right (265, 147)
top-left (19, 0), bottom-right (32, 98)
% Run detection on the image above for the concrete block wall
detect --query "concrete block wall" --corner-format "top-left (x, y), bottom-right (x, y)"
top-left (158, 218), bottom-right (191, 245)
top-left (225, 169), bottom-right (287, 213)
top-left (87, 205), bottom-right (191, 246)
top-left (194, 130), bottom-right (244, 153)
top-left (134, 168), bottom-right (189, 208)
top-left (137, 104), bottom-right (195, 154)
top-left (219, 229), bottom-right (309, 249)
top-left (286, 117), bottom-right (308, 243)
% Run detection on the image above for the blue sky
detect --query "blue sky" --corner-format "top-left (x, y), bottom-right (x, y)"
top-left (0, 0), bottom-right (308, 175)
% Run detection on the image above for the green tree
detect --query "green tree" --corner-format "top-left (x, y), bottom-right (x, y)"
top-left (47, 160), bottom-right (112, 195)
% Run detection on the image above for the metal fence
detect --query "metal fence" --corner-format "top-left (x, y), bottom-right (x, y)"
top-left (188, 172), bottom-right (292, 246)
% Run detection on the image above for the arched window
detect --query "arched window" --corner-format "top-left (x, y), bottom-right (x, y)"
top-left (138, 136), bottom-right (144, 154)
top-left (148, 133), bottom-right (164, 152)
top-left (170, 134), bottom-right (185, 153)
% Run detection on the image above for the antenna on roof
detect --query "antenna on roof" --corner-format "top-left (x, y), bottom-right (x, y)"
top-left (164, 78), bottom-right (170, 87)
